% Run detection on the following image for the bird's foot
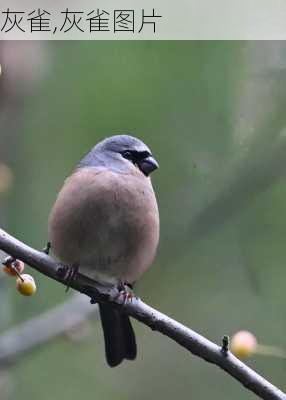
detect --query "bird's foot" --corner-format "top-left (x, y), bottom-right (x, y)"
top-left (117, 282), bottom-right (135, 305)
top-left (64, 263), bottom-right (79, 293)
top-left (42, 242), bottom-right (51, 255)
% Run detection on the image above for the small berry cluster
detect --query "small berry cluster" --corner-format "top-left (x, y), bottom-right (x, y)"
top-left (2, 256), bottom-right (37, 296)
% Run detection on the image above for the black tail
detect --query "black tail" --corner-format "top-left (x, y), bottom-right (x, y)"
top-left (99, 303), bottom-right (137, 367)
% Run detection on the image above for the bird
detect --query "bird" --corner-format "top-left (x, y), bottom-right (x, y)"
top-left (48, 134), bottom-right (160, 367)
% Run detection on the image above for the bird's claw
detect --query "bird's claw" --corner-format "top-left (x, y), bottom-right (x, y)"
top-left (64, 263), bottom-right (79, 293)
top-left (116, 282), bottom-right (134, 305)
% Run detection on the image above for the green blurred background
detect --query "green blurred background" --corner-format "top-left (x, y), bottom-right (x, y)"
top-left (0, 41), bottom-right (286, 399)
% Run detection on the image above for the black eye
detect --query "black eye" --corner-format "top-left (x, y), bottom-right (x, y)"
top-left (122, 150), bottom-right (134, 160)
top-left (137, 151), bottom-right (150, 160)
top-left (121, 150), bottom-right (151, 166)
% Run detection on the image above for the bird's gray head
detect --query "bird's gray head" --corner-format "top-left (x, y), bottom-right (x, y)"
top-left (79, 135), bottom-right (159, 177)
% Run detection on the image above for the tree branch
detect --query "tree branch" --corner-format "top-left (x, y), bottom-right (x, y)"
top-left (0, 293), bottom-right (98, 365)
top-left (0, 228), bottom-right (285, 400)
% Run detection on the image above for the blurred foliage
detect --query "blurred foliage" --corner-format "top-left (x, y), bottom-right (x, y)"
top-left (1, 41), bottom-right (286, 399)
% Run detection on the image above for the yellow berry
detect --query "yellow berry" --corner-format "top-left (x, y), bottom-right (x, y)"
top-left (3, 260), bottom-right (25, 276)
top-left (16, 274), bottom-right (37, 296)
top-left (230, 330), bottom-right (257, 358)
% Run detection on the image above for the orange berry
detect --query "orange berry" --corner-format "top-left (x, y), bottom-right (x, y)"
top-left (3, 260), bottom-right (25, 276)
top-left (16, 274), bottom-right (37, 296)
top-left (230, 330), bottom-right (257, 358)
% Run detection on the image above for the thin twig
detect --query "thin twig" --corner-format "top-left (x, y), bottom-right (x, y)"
top-left (0, 227), bottom-right (285, 400)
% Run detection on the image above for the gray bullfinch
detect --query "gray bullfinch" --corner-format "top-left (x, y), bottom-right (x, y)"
top-left (48, 135), bottom-right (159, 367)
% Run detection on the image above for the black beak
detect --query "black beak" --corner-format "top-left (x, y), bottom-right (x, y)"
top-left (137, 156), bottom-right (159, 176)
